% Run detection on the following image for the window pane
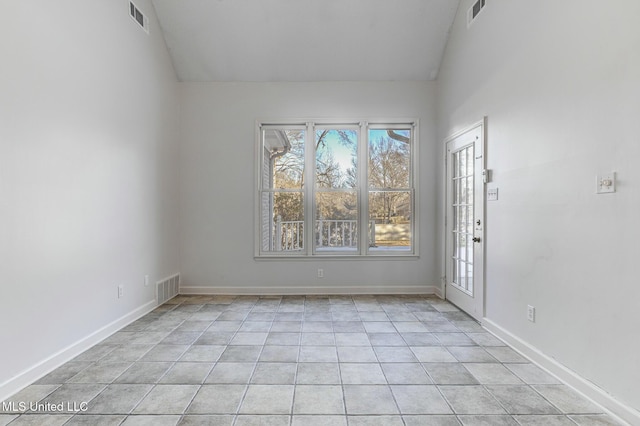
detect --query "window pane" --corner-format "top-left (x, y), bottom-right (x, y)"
top-left (465, 176), bottom-right (473, 204)
top-left (368, 191), bottom-right (412, 251)
top-left (368, 128), bottom-right (412, 253)
top-left (315, 129), bottom-right (357, 189)
top-left (315, 191), bottom-right (358, 251)
top-left (260, 128), bottom-right (305, 253)
top-left (368, 129), bottom-right (411, 189)
top-left (457, 148), bottom-right (465, 177)
top-left (261, 191), bottom-right (304, 252)
top-left (263, 129), bottom-right (305, 189)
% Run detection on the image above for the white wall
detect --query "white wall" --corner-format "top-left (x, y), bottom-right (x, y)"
top-left (437, 0), bottom-right (640, 421)
top-left (178, 82), bottom-right (438, 294)
top-left (0, 0), bottom-right (179, 399)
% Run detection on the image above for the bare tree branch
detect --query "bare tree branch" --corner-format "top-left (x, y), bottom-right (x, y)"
top-left (387, 130), bottom-right (410, 144)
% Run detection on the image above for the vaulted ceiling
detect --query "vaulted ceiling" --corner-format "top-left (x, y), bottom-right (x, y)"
top-left (151, 0), bottom-right (460, 82)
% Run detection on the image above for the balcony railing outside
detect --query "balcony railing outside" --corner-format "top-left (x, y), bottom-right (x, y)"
top-left (275, 217), bottom-right (376, 251)
top-left (276, 219), bottom-right (304, 251)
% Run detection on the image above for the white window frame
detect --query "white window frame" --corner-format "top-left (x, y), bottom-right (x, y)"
top-left (255, 119), bottom-right (419, 259)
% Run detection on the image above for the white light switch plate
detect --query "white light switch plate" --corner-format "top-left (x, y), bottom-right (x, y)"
top-left (596, 172), bottom-right (616, 194)
top-left (487, 187), bottom-right (499, 201)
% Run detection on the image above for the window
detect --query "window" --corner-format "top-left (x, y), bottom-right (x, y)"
top-left (257, 121), bottom-right (417, 257)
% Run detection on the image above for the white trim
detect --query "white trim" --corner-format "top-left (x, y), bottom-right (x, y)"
top-left (180, 285), bottom-right (439, 296)
top-left (358, 121), bottom-right (368, 256)
top-left (443, 118), bottom-right (486, 145)
top-left (254, 254), bottom-right (419, 261)
top-left (483, 318), bottom-right (638, 426)
top-left (254, 121), bottom-right (262, 257)
top-left (410, 121), bottom-right (420, 256)
top-left (0, 299), bottom-right (157, 403)
top-left (304, 122), bottom-right (314, 256)
top-left (432, 284), bottom-right (444, 299)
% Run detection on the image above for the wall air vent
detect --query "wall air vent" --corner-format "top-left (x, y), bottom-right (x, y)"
top-left (156, 273), bottom-right (180, 305)
top-left (467, 0), bottom-right (486, 27)
top-left (129, 1), bottom-right (149, 33)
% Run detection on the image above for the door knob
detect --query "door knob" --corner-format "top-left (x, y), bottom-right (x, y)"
top-left (472, 237), bottom-right (481, 243)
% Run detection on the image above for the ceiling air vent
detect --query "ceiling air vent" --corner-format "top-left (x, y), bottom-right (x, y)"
top-left (129, 1), bottom-right (149, 33)
top-left (467, 0), bottom-right (486, 27)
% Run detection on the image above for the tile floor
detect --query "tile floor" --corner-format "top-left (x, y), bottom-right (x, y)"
top-left (1, 295), bottom-right (622, 426)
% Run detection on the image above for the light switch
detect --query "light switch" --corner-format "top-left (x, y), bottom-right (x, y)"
top-left (487, 186), bottom-right (499, 201)
top-left (596, 172), bottom-right (616, 194)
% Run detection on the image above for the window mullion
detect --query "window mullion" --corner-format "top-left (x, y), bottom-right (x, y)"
top-left (358, 121), bottom-right (368, 255)
top-left (304, 122), bottom-right (315, 256)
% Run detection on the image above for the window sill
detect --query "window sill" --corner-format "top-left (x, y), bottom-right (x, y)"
top-left (254, 253), bottom-right (419, 261)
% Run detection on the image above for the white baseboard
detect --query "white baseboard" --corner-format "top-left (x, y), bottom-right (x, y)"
top-left (483, 318), bottom-right (639, 426)
top-left (179, 285), bottom-right (439, 296)
top-left (0, 300), bottom-right (157, 403)
top-left (433, 285), bottom-right (444, 299)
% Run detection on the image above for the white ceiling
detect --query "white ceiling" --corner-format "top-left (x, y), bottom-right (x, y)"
top-left (151, 0), bottom-right (460, 82)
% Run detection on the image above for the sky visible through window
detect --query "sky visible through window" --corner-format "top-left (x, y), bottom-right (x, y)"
top-left (327, 133), bottom-right (356, 175)
top-left (318, 129), bottom-right (410, 178)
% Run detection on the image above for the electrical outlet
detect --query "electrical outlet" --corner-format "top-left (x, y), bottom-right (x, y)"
top-left (144, 275), bottom-right (149, 286)
top-left (118, 285), bottom-right (124, 298)
top-left (317, 269), bottom-right (324, 278)
top-left (527, 305), bottom-right (535, 322)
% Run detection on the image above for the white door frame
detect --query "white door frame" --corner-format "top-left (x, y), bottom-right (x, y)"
top-left (443, 118), bottom-right (486, 322)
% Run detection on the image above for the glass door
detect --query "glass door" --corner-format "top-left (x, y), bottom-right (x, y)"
top-left (445, 122), bottom-right (485, 321)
